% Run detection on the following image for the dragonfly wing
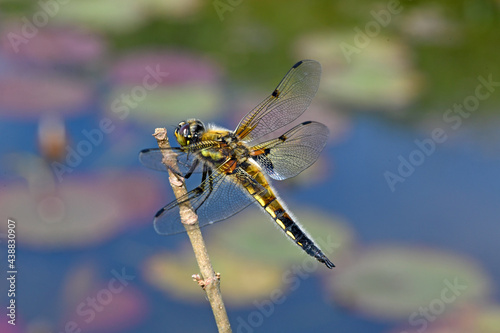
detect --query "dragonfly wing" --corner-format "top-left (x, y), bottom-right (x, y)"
top-left (234, 60), bottom-right (321, 142)
top-left (154, 167), bottom-right (265, 235)
top-left (139, 148), bottom-right (203, 176)
top-left (251, 121), bottom-right (329, 180)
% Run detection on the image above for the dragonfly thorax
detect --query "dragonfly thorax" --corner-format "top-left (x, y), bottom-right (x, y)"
top-left (174, 119), bottom-right (206, 146)
top-left (225, 134), bottom-right (250, 159)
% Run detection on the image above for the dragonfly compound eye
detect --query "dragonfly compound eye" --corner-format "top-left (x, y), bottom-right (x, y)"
top-left (179, 124), bottom-right (191, 138)
top-left (191, 121), bottom-right (205, 137)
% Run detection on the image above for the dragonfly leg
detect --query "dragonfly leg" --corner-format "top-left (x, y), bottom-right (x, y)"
top-left (184, 159), bottom-right (200, 179)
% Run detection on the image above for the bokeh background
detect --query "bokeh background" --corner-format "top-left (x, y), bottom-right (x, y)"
top-left (1, 1), bottom-right (499, 332)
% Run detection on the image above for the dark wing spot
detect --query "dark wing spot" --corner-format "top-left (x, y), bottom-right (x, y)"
top-left (155, 207), bottom-right (166, 218)
top-left (292, 60), bottom-right (303, 69)
top-left (272, 89), bottom-right (280, 98)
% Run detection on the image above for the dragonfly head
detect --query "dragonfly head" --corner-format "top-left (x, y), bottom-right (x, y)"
top-left (174, 119), bottom-right (205, 146)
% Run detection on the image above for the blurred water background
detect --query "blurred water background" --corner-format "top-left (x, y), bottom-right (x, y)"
top-left (0, 1), bottom-right (499, 332)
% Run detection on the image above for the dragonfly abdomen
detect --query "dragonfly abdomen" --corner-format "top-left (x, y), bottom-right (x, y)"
top-left (255, 192), bottom-right (335, 269)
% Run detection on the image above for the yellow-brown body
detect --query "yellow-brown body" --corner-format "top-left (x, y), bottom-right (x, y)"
top-left (181, 126), bottom-right (333, 268)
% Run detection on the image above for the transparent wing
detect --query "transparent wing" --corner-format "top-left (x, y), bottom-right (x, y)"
top-left (154, 167), bottom-right (265, 235)
top-left (234, 60), bottom-right (321, 143)
top-left (139, 148), bottom-right (204, 175)
top-left (250, 121), bottom-right (329, 180)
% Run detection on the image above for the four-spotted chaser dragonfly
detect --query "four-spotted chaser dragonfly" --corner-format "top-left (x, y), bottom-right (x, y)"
top-left (139, 60), bottom-right (334, 268)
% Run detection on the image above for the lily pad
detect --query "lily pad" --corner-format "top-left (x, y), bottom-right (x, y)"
top-left (105, 51), bottom-right (223, 122)
top-left (143, 248), bottom-right (283, 306)
top-left (205, 208), bottom-right (354, 270)
top-left (326, 245), bottom-right (492, 320)
top-left (0, 155), bottom-right (164, 248)
top-left (294, 32), bottom-right (424, 111)
top-left (53, 0), bottom-right (145, 32)
top-left (142, 208), bottom-right (352, 306)
top-left (107, 83), bottom-right (222, 123)
top-left (61, 262), bottom-right (147, 333)
top-left (1, 24), bottom-right (106, 64)
top-left (391, 304), bottom-right (500, 333)
top-left (0, 73), bottom-right (91, 117)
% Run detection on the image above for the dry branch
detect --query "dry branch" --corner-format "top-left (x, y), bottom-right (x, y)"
top-left (153, 128), bottom-right (232, 333)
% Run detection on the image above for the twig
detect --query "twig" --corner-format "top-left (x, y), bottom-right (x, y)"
top-left (153, 128), bottom-right (232, 333)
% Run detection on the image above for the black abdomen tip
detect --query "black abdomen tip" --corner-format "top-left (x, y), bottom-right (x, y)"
top-left (320, 256), bottom-right (335, 269)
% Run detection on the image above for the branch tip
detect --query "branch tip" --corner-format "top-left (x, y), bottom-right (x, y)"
top-left (153, 127), bottom-right (168, 141)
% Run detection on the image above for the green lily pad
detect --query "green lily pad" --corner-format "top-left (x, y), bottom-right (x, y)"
top-left (143, 248), bottom-right (283, 306)
top-left (205, 207), bottom-right (355, 270)
top-left (53, 0), bottom-right (145, 32)
top-left (106, 83), bottom-right (223, 123)
top-left (391, 305), bottom-right (500, 333)
top-left (294, 32), bottom-right (424, 110)
top-left (142, 208), bottom-right (354, 306)
top-left (327, 245), bottom-right (492, 320)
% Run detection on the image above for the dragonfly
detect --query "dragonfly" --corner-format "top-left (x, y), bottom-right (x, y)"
top-left (139, 60), bottom-right (334, 269)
